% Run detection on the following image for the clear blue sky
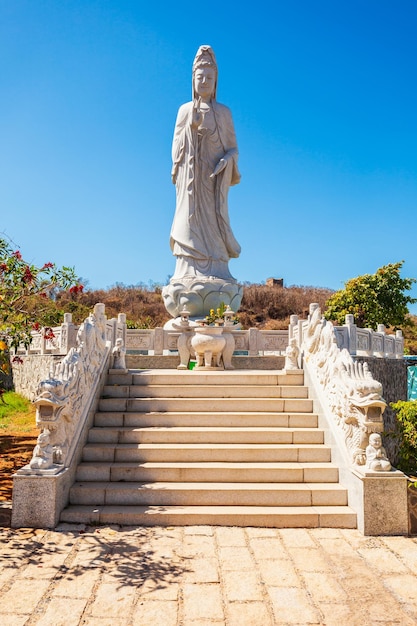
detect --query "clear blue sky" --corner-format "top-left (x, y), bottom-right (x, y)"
top-left (1, 1), bottom-right (416, 313)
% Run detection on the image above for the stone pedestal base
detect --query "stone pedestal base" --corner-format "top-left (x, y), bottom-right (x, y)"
top-left (162, 276), bottom-right (243, 319)
top-left (12, 468), bottom-right (72, 529)
top-left (352, 468), bottom-right (408, 535)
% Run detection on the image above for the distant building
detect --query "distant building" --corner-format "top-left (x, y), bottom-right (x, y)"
top-left (266, 278), bottom-right (284, 288)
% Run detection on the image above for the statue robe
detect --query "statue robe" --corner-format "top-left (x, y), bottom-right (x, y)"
top-left (170, 100), bottom-right (241, 280)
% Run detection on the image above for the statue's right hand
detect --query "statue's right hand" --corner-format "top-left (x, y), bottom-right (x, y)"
top-left (191, 99), bottom-right (202, 129)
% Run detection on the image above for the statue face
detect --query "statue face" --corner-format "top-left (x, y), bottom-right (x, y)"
top-left (370, 434), bottom-right (382, 448)
top-left (194, 66), bottom-right (216, 99)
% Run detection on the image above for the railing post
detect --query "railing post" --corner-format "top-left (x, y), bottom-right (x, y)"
top-left (61, 313), bottom-right (77, 354)
top-left (289, 314), bottom-right (298, 340)
top-left (154, 327), bottom-right (164, 355)
top-left (395, 329), bottom-right (404, 358)
top-left (344, 314), bottom-right (357, 356)
top-left (248, 328), bottom-right (259, 356)
top-left (117, 313), bottom-right (127, 347)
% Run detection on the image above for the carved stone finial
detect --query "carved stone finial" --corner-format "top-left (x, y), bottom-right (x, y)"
top-left (29, 429), bottom-right (54, 470)
top-left (284, 337), bottom-right (300, 370)
top-left (112, 337), bottom-right (126, 370)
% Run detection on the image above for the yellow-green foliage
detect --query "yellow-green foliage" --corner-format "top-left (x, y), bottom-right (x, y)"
top-left (390, 400), bottom-right (417, 474)
top-left (325, 261), bottom-right (416, 330)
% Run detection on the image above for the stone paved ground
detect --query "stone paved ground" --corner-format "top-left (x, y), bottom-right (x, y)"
top-left (1, 524), bottom-right (417, 625)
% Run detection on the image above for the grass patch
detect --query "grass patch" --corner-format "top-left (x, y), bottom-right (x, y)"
top-left (0, 392), bottom-right (36, 432)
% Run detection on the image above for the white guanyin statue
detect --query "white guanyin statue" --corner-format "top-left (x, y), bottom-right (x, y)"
top-left (162, 45), bottom-right (243, 320)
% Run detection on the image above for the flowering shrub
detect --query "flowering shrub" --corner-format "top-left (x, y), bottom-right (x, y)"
top-left (0, 236), bottom-right (81, 392)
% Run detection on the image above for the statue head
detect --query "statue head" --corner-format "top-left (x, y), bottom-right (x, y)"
top-left (38, 429), bottom-right (51, 446)
top-left (369, 433), bottom-right (382, 448)
top-left (192, 45), bottom-right (217, 100)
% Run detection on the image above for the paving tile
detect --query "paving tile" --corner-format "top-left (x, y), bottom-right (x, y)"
top-left (81, 617), bottom-right (127, 626)
top-left (1, 577), bottom-right (51, 614)
top-left (183, 525), bottom-right (214, 535)
top-left (139, 579), bottom-right (180, 601)
top-left (0, 566), bottom-right (16, 586)
top-left (267, 586), bottom-right (321, 624)
top-left (302, 571), bottom-right (347, 602)
top-left (249, 537), bottom-right (287, 560)
top-left (183, 582), bottom-right (224, 621)
top-left (88, 582), bottom-right (136, 617)
top-left (1, 616), bottom-right (30, 626)
top-left (215, 526), bottom-right (247, 546)
top-left (358, 546), bottom-right (409, 574)
top-left (380, 536), bottom-right (417, 574)
top-left (278, 528), bottom-right (316, 548)
top-left (257, 558), bottom-right (300, 587)
top-left (314, 536), bottom-right (356, 558)
top-left (51, 568), bottom-right (100, 598)
top-left (218, 546), bottom-right (254, 570)
top-left (19, 553), bottom-right (70, 579)
top-left (183, 621), bottom-right (224, 626)
top-left (132, 600), bottom-right (178, 626)
top-left (383, 574), bottom-right (417, 611)
top-left (287, 547), bottom-right (332, 572)
top-left (317, 603), bottom-right (360, 626)
top-left (181, 534), bottom-right (216, 558)
top-left (35, 597), bottom-right (88, 626)
top-left (182, 557), bottom-right (220, 583)
top-left (226, 601), bottom-right (273, 626)
top-left (245, 527), bottom-right (279, 538)
top-left (222, 569), bottom-right (263, 602)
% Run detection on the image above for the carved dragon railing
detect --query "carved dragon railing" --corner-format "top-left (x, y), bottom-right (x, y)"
top-left (16, 303), bottom-right (114, 476)
top-left (298, 304), bottom-right (389, 469)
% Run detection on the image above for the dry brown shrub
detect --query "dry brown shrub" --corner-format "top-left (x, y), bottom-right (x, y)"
top-left (56, 282), bottom-right (334, 330)
top-left (239, 284), bottom-right (333, 329)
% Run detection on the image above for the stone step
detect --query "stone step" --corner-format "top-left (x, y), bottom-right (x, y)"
top-left (94, 411), bottom-right (319, 429)
top-left (107, 370), bottom-right (304, 387)
top-left (87, 426), bottom-right (324, 445)
top-left (60, 504), bottom-right (357, 528)
top-left (82, 442), bottom-right (332, 464)
top-left (60, 368), bottom-right (356, 530)
top-left (76, 461), bottom-right (339, 483)
top-left (69, 481), bottom-right (349, 507)
top-left (98, 397), bottom-right (314, 413)
top-left (102, 384), bottom-right (309, 399)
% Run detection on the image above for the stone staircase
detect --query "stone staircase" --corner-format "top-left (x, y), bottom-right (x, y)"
top-left (60, 369), bottom-right (357, 528)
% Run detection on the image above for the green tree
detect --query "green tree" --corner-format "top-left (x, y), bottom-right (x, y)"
top-left (324, 261), bottom-right (416, 330)
top-left (389, 400), bottom-right (417, 474)
top-left (0, 236), bottom-right (81, 392)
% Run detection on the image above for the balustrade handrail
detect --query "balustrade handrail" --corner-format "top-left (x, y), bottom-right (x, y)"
top-left (12, 305), bottom-right (404, 360)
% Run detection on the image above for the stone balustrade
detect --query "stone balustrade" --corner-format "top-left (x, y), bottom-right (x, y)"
top-left (289, 311), bottom-right (404, 359)
top-left (14, 319), bottom-right (289, 357)
top-left (13, 307), bottom-right (403, 361)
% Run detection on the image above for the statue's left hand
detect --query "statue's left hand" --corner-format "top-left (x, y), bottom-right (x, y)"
top-left (210, 158), bottom-right (227, 178)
